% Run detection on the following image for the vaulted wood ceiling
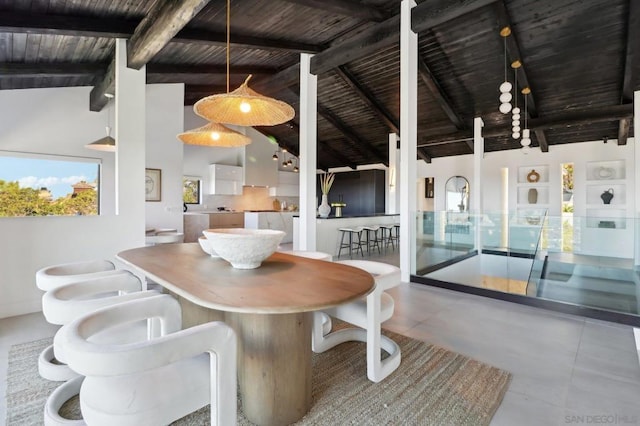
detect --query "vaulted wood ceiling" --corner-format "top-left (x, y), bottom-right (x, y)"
top-left (0, 0), bottom-right (637, 169)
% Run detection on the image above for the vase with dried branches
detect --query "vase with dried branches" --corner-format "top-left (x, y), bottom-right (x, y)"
top-left (318, 173), bottom-right (334, 218)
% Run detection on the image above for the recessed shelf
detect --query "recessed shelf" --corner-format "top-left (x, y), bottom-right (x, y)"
top-left (586, 160), bottom-right (625, 181)
top-left (517, 186), bottom-right (549, 205)
top-left (585, 208), bottom-right (627, 229)
top-left (585, 184), bottom-right (625, 205)
top-left (517, 165), bottom-right (549, 184)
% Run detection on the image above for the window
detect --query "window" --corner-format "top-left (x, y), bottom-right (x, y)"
top-left (183, 176), bottom-right (201, 204)
top-left (0, 152), bottom-right (101, 217)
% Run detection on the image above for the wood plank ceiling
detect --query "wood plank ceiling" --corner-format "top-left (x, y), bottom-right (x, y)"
top-left (0, 0), bottom-right (637, 169)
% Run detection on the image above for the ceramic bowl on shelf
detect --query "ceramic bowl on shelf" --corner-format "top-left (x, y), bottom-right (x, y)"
top-left (202, 228), bottom-right (285, 269)
top-left (198, 236), bottom-right (219, 257)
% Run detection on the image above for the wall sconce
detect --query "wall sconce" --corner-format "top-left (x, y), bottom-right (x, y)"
top-left (272, 150), bottom-right (279, 161)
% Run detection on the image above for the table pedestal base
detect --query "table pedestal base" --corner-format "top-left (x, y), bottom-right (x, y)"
top-left (226, 311), bottom-right (312, 426)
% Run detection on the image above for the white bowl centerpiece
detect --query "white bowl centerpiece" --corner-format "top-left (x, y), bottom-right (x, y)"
top-left (198, 236), bottom-right (219, 257)
top-left (202, 228), bottom-right (285, 269)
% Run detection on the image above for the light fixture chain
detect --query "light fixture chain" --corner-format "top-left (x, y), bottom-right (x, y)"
top-left (226, 0), bottom-right (230, 94)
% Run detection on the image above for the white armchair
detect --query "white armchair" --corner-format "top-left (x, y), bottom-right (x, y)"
top-left (45, 294), bottom-right (237, 426)
top-left (312, 260), bottom-right (401, 382)
top-left (36, 259), bottom-right (119, 292)
top-left (39, 270), bottom-right (159, 381)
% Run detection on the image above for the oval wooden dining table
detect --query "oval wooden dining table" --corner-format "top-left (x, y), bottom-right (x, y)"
top-left (117, 243), bottom-right (374, 426)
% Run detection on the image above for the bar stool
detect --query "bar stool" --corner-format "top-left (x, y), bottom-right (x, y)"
top-left (391, 223), bottom-right (400, 246)
top-left (361, 225), bottom-right (382, 255)
top-left (379, 224), bottom-right (395, 251)
top-left (337, 226), bottom-right (364, 259)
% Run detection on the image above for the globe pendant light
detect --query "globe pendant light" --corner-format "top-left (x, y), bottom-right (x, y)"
top-left (520, 87), bottom-right (532, 149)
top-left (511, 61), bottom-right (521, 140)
top-left (193, 0), bottom-right (295, 127)
top-left (498, 27), bottom-right (512, 114)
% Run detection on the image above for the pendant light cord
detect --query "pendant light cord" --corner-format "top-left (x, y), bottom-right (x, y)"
top-left (226, 0), bottom-right (230, 93)
top-left (503, 36), bottom-right (507, 82)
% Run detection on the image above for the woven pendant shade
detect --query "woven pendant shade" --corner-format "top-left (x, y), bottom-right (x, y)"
top-left (194, 75), bottom-right (295, 127)
top-left (178, 122), bottom-right (251, 147)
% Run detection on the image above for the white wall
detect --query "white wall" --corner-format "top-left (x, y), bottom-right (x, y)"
top-left (417, 139), bottom-right (636, 257)
top-left (145, 84), bottom-right (185, 231)
top-left (418, 140), bottom-right (635, 214)
top-left (0, 84), bottom-right (184, 318)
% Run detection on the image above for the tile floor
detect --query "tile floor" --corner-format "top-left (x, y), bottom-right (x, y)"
top-left (2, 251), bottom-right (640, 425)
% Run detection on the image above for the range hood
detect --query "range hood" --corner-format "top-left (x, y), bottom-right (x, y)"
top-left (242, 128), bottom-right (278, 188)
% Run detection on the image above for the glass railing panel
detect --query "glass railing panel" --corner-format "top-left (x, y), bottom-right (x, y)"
top-left (414, 210), bottom-right (640, 318)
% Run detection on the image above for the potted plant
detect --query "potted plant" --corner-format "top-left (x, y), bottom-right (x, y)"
top-left (562, 164), bottom-right (573, 202)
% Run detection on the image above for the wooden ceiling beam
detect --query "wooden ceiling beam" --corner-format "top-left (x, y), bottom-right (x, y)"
top-left (281, 120), bottom-right (357, 169)
top-left (416, 54), bottom-right (471, 152)
top-left (0, 11), bottom-right (320, 53)
top-left (412, 0), bottom-right (497, 34)
top-left (279, 0), bottom-right (389, 22)
top-left (127, 0), bottom-right (211, 70)
top-left (310, 15), bottom-right (399, 75)
top-left (617, 0), bottom-right (639, 146)
top-left (419, 104), bottom-right (635, 146)
top-left (147, 63), bottom-right (277, 76)
top-left (91, 0), bottom-right (209, 109)
top-left (89, 58), bottom-right (116, 111)
top-left (0, 62), bottom-right (106, 77)
top-left (494, 0), bottom-right (548, 152)
top-left (417, 148), bottom-right (432, 163)
top-left (334, 66), bottom-right (399, 133)
top-left (317, 104), bottom-right (388, 166)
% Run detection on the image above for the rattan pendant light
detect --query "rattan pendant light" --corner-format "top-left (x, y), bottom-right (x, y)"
top-left (178, 122), bottom-right (251, 147)
top-left (193, 0), bottom-right (295, 126)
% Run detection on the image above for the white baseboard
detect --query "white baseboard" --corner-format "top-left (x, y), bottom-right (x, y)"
top-left (0, 299), bottom-right (42, 319)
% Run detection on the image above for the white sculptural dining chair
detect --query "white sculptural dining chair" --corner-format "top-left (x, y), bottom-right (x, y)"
top-left (312, 260), bottom-right (401, 382)
top-left (36, 259), bottom-right (119, 292)
top-left (40, 270), bottom-right (160, 382)
top-left (45, 294), bottom-right (237, 426)
top-left (280, 250), bottom-right (333, 261)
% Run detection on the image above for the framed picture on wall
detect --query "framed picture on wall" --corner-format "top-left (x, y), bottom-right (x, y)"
top-left (145, 168), bottom-right (161, 202)
top-left (425, 177), bottom-right (434, 198)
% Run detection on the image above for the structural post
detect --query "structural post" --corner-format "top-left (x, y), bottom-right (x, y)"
top-left (114, 38), bottom-right (146, 248)
top-left (299, 53), bottom-right (318, 251)
top-left (634, 90), bottom-right (639, 268)
top-left (400, 0), bottom-right (417, 282)
top-left (473, 117), bottom-right (484, 251)
top-left (387, 133), bottom-right (399, 214)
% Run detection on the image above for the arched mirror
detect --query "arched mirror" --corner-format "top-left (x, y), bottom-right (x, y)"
top-left (445, 176), bottom-right (470, 212)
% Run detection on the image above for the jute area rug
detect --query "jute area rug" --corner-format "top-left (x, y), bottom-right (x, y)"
top-left (6, 331), bottom-right (511, 425)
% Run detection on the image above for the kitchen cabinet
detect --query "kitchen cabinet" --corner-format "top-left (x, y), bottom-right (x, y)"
top-left (242, 137), bottom-right (278, 187)
top-left (209, 212), bottom-right (244, 229)
top-left (268, 171), bottom-right (299, 196)
top-left (208, 164), bottom-right (242, 195)
top-left (183, 212), bottom-right (244, 243)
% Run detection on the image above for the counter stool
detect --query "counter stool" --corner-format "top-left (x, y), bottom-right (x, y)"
top-left (361, 225), bottom-right (382, 255)
top-left (337, 226), bottom-right (364, 259)
top-left (379, 224), bottom-right (395, 251)
top-left (392, 223), bottom-right (400, 246)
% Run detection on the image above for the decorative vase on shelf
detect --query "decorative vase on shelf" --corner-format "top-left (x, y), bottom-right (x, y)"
top-left (318, 194), bottom-right (331, 218)
top-left (528, 188), bottom-right (538, 204)
top-left (600, 188), bottom-right (614, 205)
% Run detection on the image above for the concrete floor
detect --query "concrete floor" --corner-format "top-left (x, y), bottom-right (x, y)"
top-left (2, 246), bottom-right (640, 425)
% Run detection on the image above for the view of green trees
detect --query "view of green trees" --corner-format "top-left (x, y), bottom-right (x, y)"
top-left (0, 180), bottom-right (98, 217)
top-left (183, 178), bottom-right (199, 204)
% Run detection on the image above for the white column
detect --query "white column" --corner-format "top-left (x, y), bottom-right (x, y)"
top-left (634, 90), bottom-right (639, 267)
top-left (473, 117), bottom-right (484, 250)
top-left (114, 38), bottom-right (146, 248)
top-left (387, 133), bottom-right (399, 214)
top-left (400, 0), bottom-right (417, 282)
top-left (299, 53), bottom-right (318, 251)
